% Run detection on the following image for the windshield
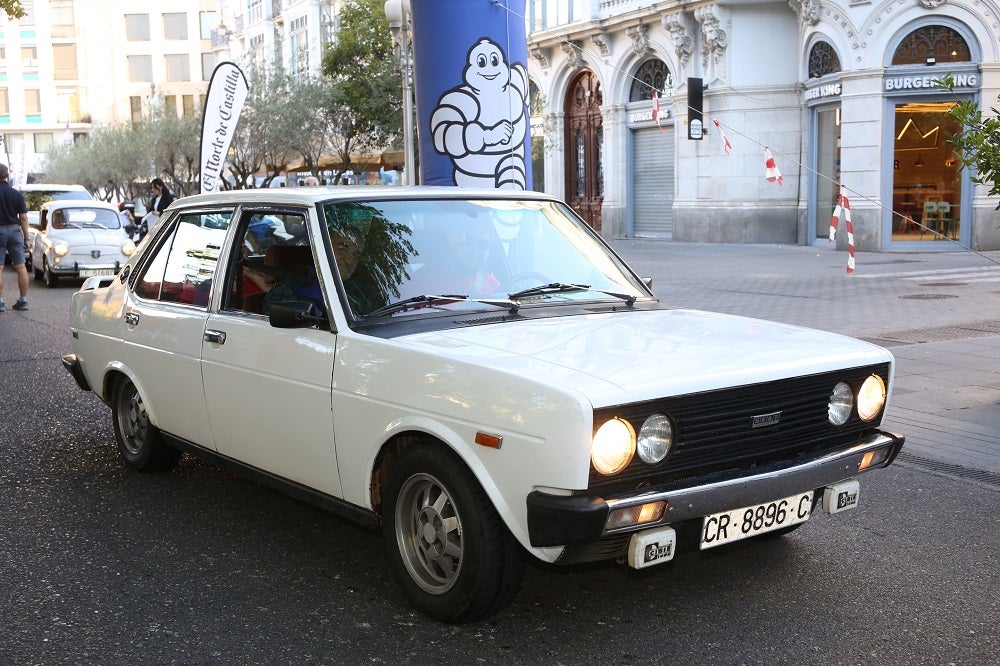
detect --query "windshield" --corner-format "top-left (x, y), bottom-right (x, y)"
top-left (51, 207), bottom-right (122, 230)
top-left (322, 197), bottom-right (649, 318)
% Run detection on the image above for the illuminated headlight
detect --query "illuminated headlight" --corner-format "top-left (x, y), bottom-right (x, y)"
top-left (857, 374), bottom-right (887, 422)
top-left (828, 381), bottom-right (853, 425)
top-left (122, 239), bottom-right (137, 256)
top-left (637, 414), bottom-right (673, 464)
top-left (592, 417), bottom-right (636, 475)
top-left (53, 242), bottom-right (70, 257)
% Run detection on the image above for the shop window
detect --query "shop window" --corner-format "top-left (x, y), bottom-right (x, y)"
top-left (892, 26), bottom-right (970, 65)
top-left (808, 41), bottom-right (841, 79)
top-left (33, 133), bottom-right (53, 153)
top-left (629, 59), bottom-right (672, 101)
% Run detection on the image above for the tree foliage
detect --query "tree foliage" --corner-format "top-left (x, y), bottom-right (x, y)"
top-left (939, 74), bottom-right (1000, 209)
top-left (2, 1), bottom-right (25, 20)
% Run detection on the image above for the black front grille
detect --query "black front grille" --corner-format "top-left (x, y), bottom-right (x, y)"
top-left (589, 363), bottom-right (890, 493)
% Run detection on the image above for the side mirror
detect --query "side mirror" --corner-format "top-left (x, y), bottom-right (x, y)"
top-left (269, 300), bottom-right (326, 329)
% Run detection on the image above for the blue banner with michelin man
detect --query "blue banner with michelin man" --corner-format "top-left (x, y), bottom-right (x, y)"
top-left (410, 0), bottom-right (531, 189)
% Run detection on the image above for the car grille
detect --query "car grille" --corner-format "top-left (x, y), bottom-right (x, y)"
top-left (588, 363), bottom-right (891, 493)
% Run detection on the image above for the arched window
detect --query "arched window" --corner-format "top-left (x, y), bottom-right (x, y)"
top-left (892, 26), bottom-right (971, 65)
top-left (629, 59), bottom-right (672, 101)
top-left (808, 41), bottom-right (841, 79)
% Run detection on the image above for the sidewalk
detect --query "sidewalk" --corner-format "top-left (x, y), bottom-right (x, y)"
top-left (610, 239), bottom-right (1000, 476)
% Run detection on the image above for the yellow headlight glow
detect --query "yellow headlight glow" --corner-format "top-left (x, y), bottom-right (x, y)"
top-left (857, 374), bottom-right (886, 422)
top-left (592, 417), bottom-right (636, 476)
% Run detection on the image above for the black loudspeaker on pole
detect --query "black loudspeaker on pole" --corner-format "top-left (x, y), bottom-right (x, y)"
top-left (687, 77), bottom-right (704, 140)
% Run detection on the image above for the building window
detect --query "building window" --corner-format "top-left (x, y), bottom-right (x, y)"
top-left (163, 12), bottom-right (188, 40)
top-left (130, 96), bottom-right (143, 126)
top-left (289, 17), bottom-right (309, 77)
top-left (199, 11), bottom-right (217, 40)
top-left (629, 59), bottom-right (672, 101)
top-left (127, 55), bottom-right (153, 82)
top-left (0, 88), bottom-right (8, 115)
top-left (34, 132), bottom-right (54, 153)
top-left (50, 0), bottom-right (75, 37)
top-left (165, 54), bottom-right (191, 82)
top-left (125, 14), bottom-right (151, 41)
top-left (202, 52), bottom-right (216, 80)
top-left (56, 88), bottom-right (80, 123)
top-left (808, 41), bottom-right (841, 79)
top-left (52, 44), bottom-right (78, 80)
top-left (21, 46), bottom-right (38, 68)
top-left (4, 133), bottom-right (24, 155)
top-left (892, 26), bottom-right (971, 65)
top-left (24, 89), bottom-right (41, 115)
top-left (248, 0), bottom-right (263, 23)
top-left (164, 95), bottom-right (177, 115)
top-left (182, 95), bottom-right (195, 118)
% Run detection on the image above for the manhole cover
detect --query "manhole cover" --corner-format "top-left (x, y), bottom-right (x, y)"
top-left (899, 293), bottom-right (958, 300)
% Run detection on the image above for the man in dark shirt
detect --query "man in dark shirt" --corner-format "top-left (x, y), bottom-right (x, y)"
top-left (0, 163), bottom-right (30, 312)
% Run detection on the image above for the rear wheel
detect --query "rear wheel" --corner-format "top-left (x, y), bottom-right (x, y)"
top-left (382, 444), bottom-right (523, 623)
top-left (111, 377), bottom-right (180, 472)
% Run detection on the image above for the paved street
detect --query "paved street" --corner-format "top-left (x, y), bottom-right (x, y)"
top-left (1, 242), bottom-right (999, 664)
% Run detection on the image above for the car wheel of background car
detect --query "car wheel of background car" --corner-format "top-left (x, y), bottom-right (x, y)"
top-left (382, 444), bottom-right (523, 623)
top-left (33, 261), bottom-right (43, 281)
top-left (111, 376), bottom-right (181, 472)
top-left (43, 260), bottom-right (59, 288)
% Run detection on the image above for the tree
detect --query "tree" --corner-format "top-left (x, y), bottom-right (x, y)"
top-left (320, 0), bottom-right (402, 181)
top-left (938, 74), bottom-right (1000, 209)
top-left (2, 1), bottom-right (25, 20)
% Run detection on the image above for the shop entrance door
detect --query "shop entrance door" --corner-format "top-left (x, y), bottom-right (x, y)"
top-left (564, 70), bottom-right (603, 231)
top-left (892, 101), bottom-right (963, 242)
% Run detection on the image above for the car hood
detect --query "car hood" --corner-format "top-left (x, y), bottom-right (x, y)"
top-left (53, 228), bottom-right (126, 245)
top-left (396, 308), bottom-right (893, 406)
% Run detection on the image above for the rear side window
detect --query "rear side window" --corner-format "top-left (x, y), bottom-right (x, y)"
top-left (134, 212), bottom-right (232, 305)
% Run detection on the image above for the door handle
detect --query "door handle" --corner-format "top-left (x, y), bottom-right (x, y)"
top-left (124, 312), bottom-right (139, 325)
top-left (204, 329), bottom-right (227, 345)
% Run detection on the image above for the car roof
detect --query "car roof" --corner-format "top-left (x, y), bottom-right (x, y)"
top-left (40, 199), bottom-right (119, 212)
top-left (15, 183), bottom-right (90, 192)
top-left (173, 186), bottom-right (562, 209)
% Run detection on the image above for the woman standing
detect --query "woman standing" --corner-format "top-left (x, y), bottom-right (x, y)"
top-left (141, 178), bottom-right (175, 239)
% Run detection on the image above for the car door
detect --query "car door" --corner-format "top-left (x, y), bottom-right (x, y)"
top-left (122, 210), bottom-right (234, 449)
top-left (199, 207), bottom-right (342, 497)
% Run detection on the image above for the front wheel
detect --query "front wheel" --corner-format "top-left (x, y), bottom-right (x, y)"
top-left (111, 377), bottom-right (180, 472)
top-left (43, 260), bottom-right (59, 288)
top-left (382, 444), bottom-right (523, 623)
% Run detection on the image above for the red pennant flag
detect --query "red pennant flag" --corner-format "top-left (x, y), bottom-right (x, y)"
top-left (764, 147), bottom-right (783, 186)
top-left (713, 119), bottom-right (732, 155)
top-left (652, 92), bottom-right (664, 133)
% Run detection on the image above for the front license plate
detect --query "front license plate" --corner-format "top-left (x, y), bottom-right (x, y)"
top-left (700, 491), bottom-right (813, 549)
top-left (79, 268), bottom-right (115, 278)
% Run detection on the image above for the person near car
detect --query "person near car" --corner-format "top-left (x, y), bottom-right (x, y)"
top-left (0, 163), bottom-right (30, 312)
top-left (141, 178), bottom-right (175, 237)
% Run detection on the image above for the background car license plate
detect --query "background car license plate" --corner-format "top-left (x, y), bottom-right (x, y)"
top-left (80, 269), bottom-right (114, 277)
top-left (700, 491), bottom-right (813, 549)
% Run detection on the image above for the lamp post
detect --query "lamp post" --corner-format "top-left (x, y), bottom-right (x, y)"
top-left (385, 0), bottom-right (416, 186)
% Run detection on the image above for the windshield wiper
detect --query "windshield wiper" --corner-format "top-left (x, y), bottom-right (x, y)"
top-left (508, 282), bottom-right (636, 307)
top-left (364, 294), bottom-right (516, 318)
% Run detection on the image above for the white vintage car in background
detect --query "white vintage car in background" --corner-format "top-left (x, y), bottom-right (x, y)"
top-left (29, 199), bottom-right (136, 287)
top-left (63, 187), bottom-right (904, 622)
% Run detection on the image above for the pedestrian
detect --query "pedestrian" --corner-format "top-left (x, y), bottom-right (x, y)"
top-left (0, 163), bottom-right (30, 312)
top-left (140, 177), bottom-right (175, 237)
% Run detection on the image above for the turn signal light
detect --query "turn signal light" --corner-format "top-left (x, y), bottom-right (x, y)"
top-left (606, 501), bottom-right (667, 531)
top-left (859, 446), bottom-right (891, 471)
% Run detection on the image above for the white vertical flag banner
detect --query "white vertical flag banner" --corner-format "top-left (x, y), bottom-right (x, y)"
top-left (200, 62), bottom-right (249, 194)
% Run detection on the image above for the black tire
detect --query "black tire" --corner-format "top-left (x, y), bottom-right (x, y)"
top-left (33, 261), bottom-right (43, 281)
top-left (111, 377), bottom-right (181, 472)
top-left (382, 444), bottom-right (523, 623)
top-left (43, 260), bottom-right (59, 288)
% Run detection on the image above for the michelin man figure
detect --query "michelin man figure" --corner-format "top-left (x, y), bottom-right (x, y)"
top-left (430, 38), bottom-right (529, 189)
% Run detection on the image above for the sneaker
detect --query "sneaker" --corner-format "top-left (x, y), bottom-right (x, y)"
top-left (12, 299), bottom-right (27, 311)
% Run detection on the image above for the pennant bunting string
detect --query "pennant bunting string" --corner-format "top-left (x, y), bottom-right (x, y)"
top-left (764, 147), bottom-right (783, 186)
top-left (713, 119), bottom-right (732, 155)
top-left (828, 186), bottom-right (856, 274)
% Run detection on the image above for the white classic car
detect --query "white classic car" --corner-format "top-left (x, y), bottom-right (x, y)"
top-left (64, 187), bottom-right (904, 622)
top-left (29, 200), bottom-right (136, 287)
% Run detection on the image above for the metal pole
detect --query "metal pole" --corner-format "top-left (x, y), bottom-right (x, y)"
top-left (400, 8), bottom-right (416, 186)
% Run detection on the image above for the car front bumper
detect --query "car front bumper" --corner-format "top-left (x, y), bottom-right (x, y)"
top-left (526, 430), bottom-right (904, 549)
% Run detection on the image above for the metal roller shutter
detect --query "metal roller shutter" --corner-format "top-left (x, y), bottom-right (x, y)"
top-left (632, 127), bottom-right (675, 238)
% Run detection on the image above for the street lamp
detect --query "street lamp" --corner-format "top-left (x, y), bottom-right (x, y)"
top-left (385, 0), bottom-right (416, 186)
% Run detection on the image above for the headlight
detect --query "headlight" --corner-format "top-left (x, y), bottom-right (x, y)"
top-left (54, 242), bottom-right (70, 257)
top-left (637, 414), bottom-right (673, 464)
top-left (857, 374), bottom-right (886, 422)
top-left (592, 417), bottom-right (635, 475)
top-left (828, 381), bottom-right (853, 425)
top-left (122, 239), bottom-right (137, 256)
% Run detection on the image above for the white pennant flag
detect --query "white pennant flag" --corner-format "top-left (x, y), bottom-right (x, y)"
top-left (764, 147), bottom-right (783, 186)
top-left (200, 62), bottom-right (249, 194)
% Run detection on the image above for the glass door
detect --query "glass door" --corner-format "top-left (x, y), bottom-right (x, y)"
top-left (813, 106), bottom-right (841, 241)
